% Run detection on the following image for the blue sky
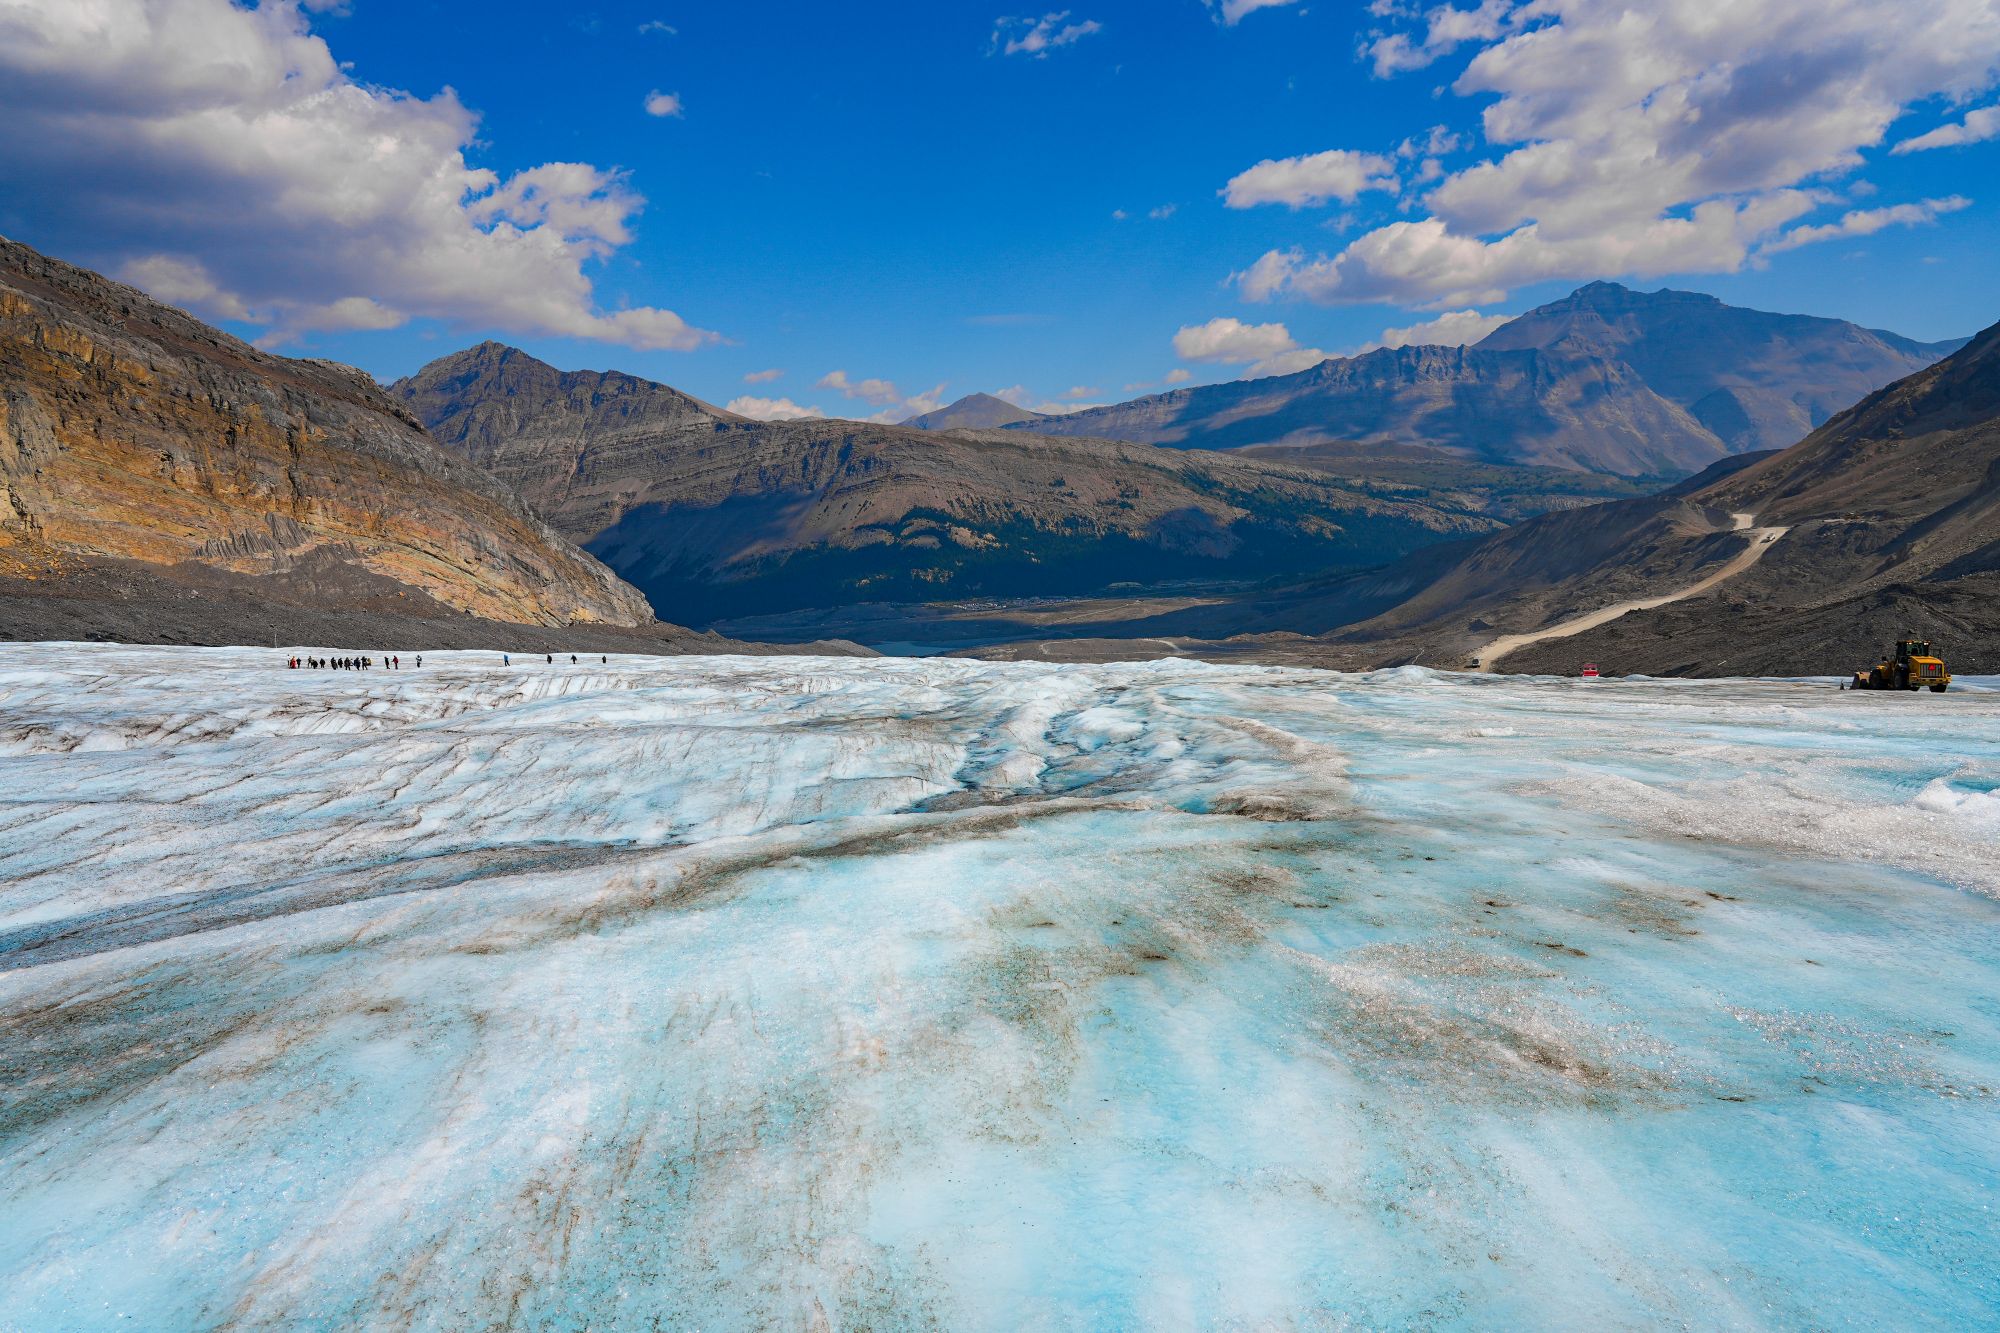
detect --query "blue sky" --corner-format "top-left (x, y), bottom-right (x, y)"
top-left (2, 0), bottom-right (1997, 420)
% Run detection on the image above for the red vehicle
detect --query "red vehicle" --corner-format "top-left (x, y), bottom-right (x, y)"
top-left (1580, 663), bottom-right (1601, 678)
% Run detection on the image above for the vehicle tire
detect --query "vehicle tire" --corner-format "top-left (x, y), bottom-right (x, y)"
top-left (1931, 683), bottom-right (1948, 693)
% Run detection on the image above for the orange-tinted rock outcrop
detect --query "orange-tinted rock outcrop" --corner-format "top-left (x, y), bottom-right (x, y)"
top-left (0, 237), bottom-right (654, 629)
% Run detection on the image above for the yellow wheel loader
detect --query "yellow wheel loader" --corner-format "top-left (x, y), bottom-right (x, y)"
top-left (1847, 639), bottom-right (1951, 693)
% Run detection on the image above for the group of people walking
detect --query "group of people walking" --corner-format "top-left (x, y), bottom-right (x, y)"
top-left (288, 654), bottom-right (416, 670)
top-left (284, 652), bottom-right (613, 669)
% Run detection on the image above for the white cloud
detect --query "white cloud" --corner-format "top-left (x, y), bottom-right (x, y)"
top-left (0, 0), bottom-right (717, 351)
top-left (1148, 204), bottom-right (1178, 220)
top-left (1893, 103), bottom-right (2000, 152)
top-left (1236, 249), bottom-right (1306, 302)
top-left (991, 384), bottom-right (1102, 413)
top-left (1164, 368), bottom-right (1192, 384)
top-left (643, 90), bottom-right (684, 118)
top-left (727, 396), bottom-right (824, 421)
top-left (819, 372), bottom-right (949, 422)
top-left (1356, 307), bottom-right (1511, 352)
top-left (1223, 150), bottom-right (1399, 209)
top-left (1365, 0), bottom-right (1514, 76)
top-left (1238, 0), bottom-right (2000, 307)
top-left (898, 383), bottom-right (951, 417)
top-left (1206, 0), bottom-right (1303, 24)
top-left (1397, 125), bottom-right (1465, 159)
top-left (1762, 195), bottom-right (1972, 253)
top-left (118, 255), bottom-right (253, 321)
top-left (278, 296), bottom-right (403, 334)
top-left (1173, 317), bottom-right (1326, 379)
top-left (743, 368), bottom-right (785, 384)
top-left (1174, 317), bottom-right (1299, 363)
top-left (818, 370), bottom-right (903, 406)
top-left (637, 20), bottom-right (677, 35)
top-left (1245, 349), bottom-right (1329, 377)
top-left (1061, 385), bottom-right (1100, 399)
top-left (993, 11), bottom-right (1103, 57)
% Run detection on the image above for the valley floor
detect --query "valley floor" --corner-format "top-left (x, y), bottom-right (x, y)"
top-left (2, 647), bottom-right (1996, 1328)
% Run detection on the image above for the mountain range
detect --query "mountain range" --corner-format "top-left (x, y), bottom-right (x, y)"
top-left (5, 231), bottom-right (1987, 674)
top-left (972, 313), bottom-right (1999, 676)
top-left (391, 343), bottom-right (1509, 627)
top-left (996, 283), bottom-right (1963, 477)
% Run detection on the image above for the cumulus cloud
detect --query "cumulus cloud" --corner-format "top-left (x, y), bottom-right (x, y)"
top-left (0, 0), bottom-right (716, 351)
top-left (1356, 307), bottom-right (1511, 352)
top-left (818, 371), bottom-right (949, 422)
top-left (1761, 195), bottom-right (1972, 253)
top-left (743, 368), bottom-right (785, 384)
top-left (1365, 0), bottom-right (1514, 76)
top-left (118, 255), bottom-right (254, 322)
top-left (893, 383), bottom-right (951, 419)
top-left (993, 11), bottom-right (1103, 57)
top-left (1223, 150), bottom-right (1399, 209)
top-left (1173, 317), bottom-right (1327, 379)
top-left (1235, 0), bottom-right (2000, 308)
top-left (818, 370), bottom-right (904, 406)
top-left (726, 396), bottom-right (825, 422)
top-left (1174, 318), bottom-right (1299, 363)
top-left (1164, 368), bottom-right (1192, 384)
top-left (1206, 0), bottom-right (1303, 24)
top-left (643, 90), bottom-right (684, 118)
top-left (1397, 125), bottom-right (1464, 158)
top-left (1893, 103), bottom-right (2000, 152)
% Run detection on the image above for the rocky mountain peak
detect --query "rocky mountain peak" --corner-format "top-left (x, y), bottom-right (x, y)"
top-left (904, 391), bottom-right (1047, 431)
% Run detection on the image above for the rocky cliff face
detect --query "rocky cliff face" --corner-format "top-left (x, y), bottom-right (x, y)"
top-left (393, 344), bottom-right (1508, 626)
top-left (1015, 283), bottom-right (1960, 478)
top-left (0, 238), bottom-right (654, 628)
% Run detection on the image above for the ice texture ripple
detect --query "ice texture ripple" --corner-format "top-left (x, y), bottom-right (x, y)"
top-left (1, 646), bottom-right (1997, 1330)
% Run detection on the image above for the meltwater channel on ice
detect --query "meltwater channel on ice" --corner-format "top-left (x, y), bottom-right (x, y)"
top-left (1, 645), bottom-right (1995, 1330)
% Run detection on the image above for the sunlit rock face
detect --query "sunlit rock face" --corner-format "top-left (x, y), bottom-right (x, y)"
top-left (1, 647), bottom-right (1995, 1329)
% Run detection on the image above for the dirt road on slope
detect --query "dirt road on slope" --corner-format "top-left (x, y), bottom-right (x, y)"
top-left (1477, 513), bottom-right (1789, 672)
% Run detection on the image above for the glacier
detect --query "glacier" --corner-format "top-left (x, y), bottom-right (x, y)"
top-left (0, 645), bottom-right (1995, 1330)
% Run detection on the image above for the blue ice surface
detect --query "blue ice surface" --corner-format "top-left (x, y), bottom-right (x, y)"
top-left (0, 645), bottom-right (1995, 1330)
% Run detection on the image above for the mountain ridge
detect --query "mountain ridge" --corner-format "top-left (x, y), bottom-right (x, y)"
top-left (1008, 283), bottom-right (1960, 476)
top-left (391, 344), bottom-right (1515, 627)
